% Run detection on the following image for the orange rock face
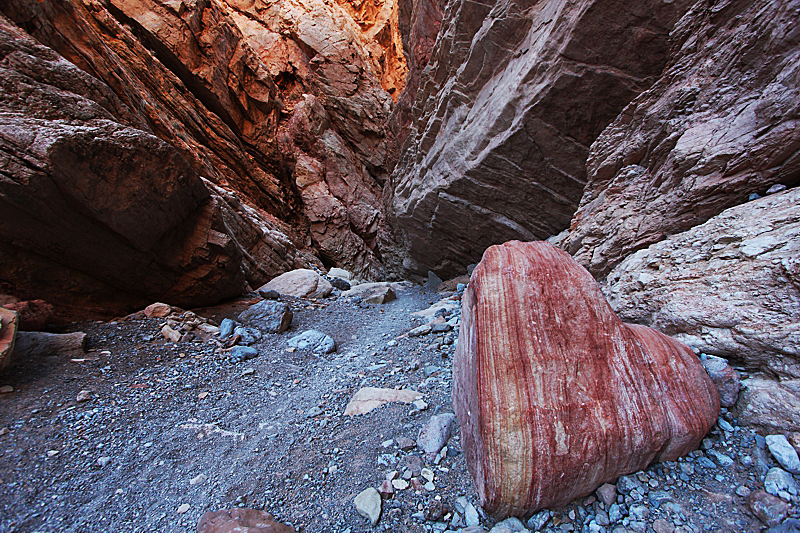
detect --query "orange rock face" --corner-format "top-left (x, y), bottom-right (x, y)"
top-left (452, 241), bottom-right (719, 518)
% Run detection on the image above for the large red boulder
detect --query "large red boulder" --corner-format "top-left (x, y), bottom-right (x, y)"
top-left (452, 241), bottom-right (718, 518)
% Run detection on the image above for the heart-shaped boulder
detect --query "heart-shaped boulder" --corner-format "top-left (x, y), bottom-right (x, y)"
top-left (453, 241), bottom-right (719, 518)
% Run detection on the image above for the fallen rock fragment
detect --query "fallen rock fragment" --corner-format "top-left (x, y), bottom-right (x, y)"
top-left (417, 413), bottom-right (457, 460)
top-left (144, 302), bottom-right (172, 318)
top-left (328, 267), bottom-right (351, 280)
top-left (766, 435), bottom-right (800, 474)
top-left (238, 301), bottom-right (292, 334)
top-left (258, 269), bottom-right (332, 299)
top-left (341, 282), bottom-right (396, 304)
top-left (76, 390), bottom-right (91, 402)
top-left (737, 377), bottom-right (800, 433)
top-left (343, 387), bottom-right (422, 416)
top-left (747, 491), bottom-right (790, 527)
top-left (453, 241), bottom-right (719, 517)
top-left (354, 487), bottom-right (382, 526)
top-left (0, 308), bottom-right (17, 373)
top-left (701, 356), bottom-right (741, 407)
top-left (197, 509), bottom-right (296, 533)
top-left (161, 325), bottom-right (181, 343)
top-left (13, 331), bottom-right (86, 361)
top-left (287, 330), bottom-right (335, 355)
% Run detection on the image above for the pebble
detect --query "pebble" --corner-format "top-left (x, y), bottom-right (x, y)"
top-left (218, 318), bottom-right (236, 339)
top-left (596, 483), bottom-right (617, 506)
top-left (489, 517), bottom-right (528, 533)
top-left (176, 503), bottom-right (190, 514)
top-left (76, 390), bottom-right (91, 402)
top-left (287, 330), bottom-right (336, 354)
top-left (354, 487), bottom-right (382, 525)
top-left (767, 435), bottom-right (800, 474)
top-left (392, 479), bottom-right (409, 490)
top-left (653, 518), bottom-right (675, 533)
top-left (229, 346), bottom-right (258, 363)
top-left (408, 324), bottom-right (432, 337)
top-left (97, 456), bottom-right (111, 467)
top-left (190, 474), bottom-right (207, 485)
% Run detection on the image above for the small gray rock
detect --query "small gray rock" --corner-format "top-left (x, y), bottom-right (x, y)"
top-left (767, 435), bottom-right (800, 474)
top-left (230, 346), bottom-right (258, 362)
top-left (257, 289), bottom-right (280, 300)
top-left (425, 270), bottom-right (443, 291)
top-left (767, 519), bottom-right (800, 533)
top-left (766, 184), bottom-right (788, 195)
top-left (233, 326), bottom-right (261, 346)
top-left (287, 329), bottom-right (335, 354)
top-left (354, 487), bottom-right (381, 525)
top-left (464, 501), bottom-right (480, 527)
top-left (408, 324), bottom-right (432, 337)
top-left (219, 318), bottom-right (236, 339)
top-left (489, 517), bottom-right (528, 533)
top-left (526, 510), bottom-right (550, 530)
top-left (417, 413), bottom-right (457, 459)
top-left (765, 468), bottom-right (799, 496)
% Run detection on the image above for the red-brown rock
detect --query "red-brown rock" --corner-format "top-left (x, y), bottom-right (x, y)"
top-left (452, 241), bottom-right (719, 518)
top-left (2, 300), bottom-right (53, 331)
top-left (0, 308), bottom-right (17, 373)
top-left (197, 508), bottom-right (295, 533)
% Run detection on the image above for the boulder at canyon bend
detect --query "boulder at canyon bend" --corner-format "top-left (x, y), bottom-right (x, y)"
top-left (452, 241), bottom-right (719, 518)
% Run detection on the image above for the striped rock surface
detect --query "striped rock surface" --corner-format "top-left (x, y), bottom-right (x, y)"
top-left (452, 241), bottom-right (719, 518)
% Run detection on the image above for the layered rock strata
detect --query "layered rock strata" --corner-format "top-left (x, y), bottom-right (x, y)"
top-left (389, 0), bottom-right (692, 278)
top-left (0, 15), bottom-right (314, 320)
top-left (603, 188), bottom-right (800, 379)
top-left (453, 241), bottom-right (718, 517)
top-left (1, 0), bottom-right (405, 288)
top-left (561, 0), bottom-right (800, 277)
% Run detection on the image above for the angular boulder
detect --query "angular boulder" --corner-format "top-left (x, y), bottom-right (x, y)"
top-left (453, 241), bottom-right (718, 518)
top-left (238, 301), bottom-right (293, 334)
top-left (287, 330), bottom-right (335, 355)
top-left (341, 282), bottom-right (397, 304)
top-left (259, 270), bottom-right (333, 299)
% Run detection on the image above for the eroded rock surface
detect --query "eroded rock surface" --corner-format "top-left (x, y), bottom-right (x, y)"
top-left (561, 0), bottom-right (800, 277)
top-left (388, 0), bottom-right (691, 278)
top-left (603, 189), bottom-right (800, 379)
top-left (453, 241), bottom-right (718, 518)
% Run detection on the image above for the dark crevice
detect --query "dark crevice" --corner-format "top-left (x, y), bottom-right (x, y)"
top-left (104, 2), bottom-right (242, 138)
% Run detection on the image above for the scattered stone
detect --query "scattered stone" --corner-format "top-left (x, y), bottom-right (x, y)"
top-left (408, 324), bottom-right (432, 337)
top-left (343, 387), bottom-right (422, 415)
top-left (652, 518), bottom-right (674, 533)
top-left (767, 435), bottom-right (800, 473)
top-left (76, 390), bottom-right (91, 402)
top-left (97, 456), bottom-right (111, 467)
top-left (0, 385), bottom-right (12, 393)
top-left (238, 300), bottom-right (292, 334)
top-left (257, 289), bottom-right (280, 300)
top-left (430, 322), bottom-right (452, 333)
top-left (354, 487), bottom-right (381, 525)
top-left (287, 330), bottom-right (335, 354)
top-left (330, 278), bottom-right (351, 290)
top-left (391, 478), bottom-right (409, 490)
top-left (176, 503), bottom-right (190, 514)
top-left (417, 413), bottom-right (457, 460)
top-left (425, 271), bottom-right (443, 291)
top-left (229, 346), bottom-right (258, 363)
top-left (597, 483), bottom-right (617, 507)
top-left (197, 509), bottom-right (296, 532)
top-left (395, 436), bottom-right (416, 450)
top-left (766, 184), bottom-right (788, 195)
top-left (765, 468), bottom-right (799, 496)
top-left (144, 302), bottom-right (172, 318)
top-left (489, 517), bottom-right (528, 533)
top-left (161, 324), bottom-right (181, 343)
top-left (736, 485), bottom-right (752, 497)
top-left (424, 499), bottom-right (445, 521)
top-left (218, 319), bottom-right (236, 339)
top-left (747, 490), bottom-right (790, 527)
top-left (328, 267), bottom-right (351, 280)
top-left (767, 519), bottom-right (800, 533)
top-left (233, 326), bottom-right (261, 346)
top-left (701, 355), bottom-right (741, 407)
top-left (526, 510), bottom-right (550, 531)
top-left (463, 500), bottom-right (480, 527)
top-left (258, 269), bottom-right (332, 299)
top-left (190, 474), bottom-right (208, 486)
top-left (377, 480), bottom-right (394, 499)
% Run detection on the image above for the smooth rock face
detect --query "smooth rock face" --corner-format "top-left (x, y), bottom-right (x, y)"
top-left (238, 301), bottom-right (293, 334)
top-left (602, 189), bottom-right (800, 379)
top-left (452, 241), bottom-right (719, 518)
top-left (561, 0), bottom-right (800, 277)
top-left (260, 270), bottom-right (333, 299)
top-left (0, 308), bottom-right (17, 373)
top-left (12, 332), bottom-right (86, 361)
top-left (196, 508), bottom-right (296, 533)
top-left (388, 0), bottom-right (691, 278)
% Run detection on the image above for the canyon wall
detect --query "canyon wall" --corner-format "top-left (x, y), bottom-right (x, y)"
top-left (0, 0), bottom-right (410, 317)
top-left (559, 0), bottom-right (800, 277)
top-left (387, 0), bottom-right (692, 278)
